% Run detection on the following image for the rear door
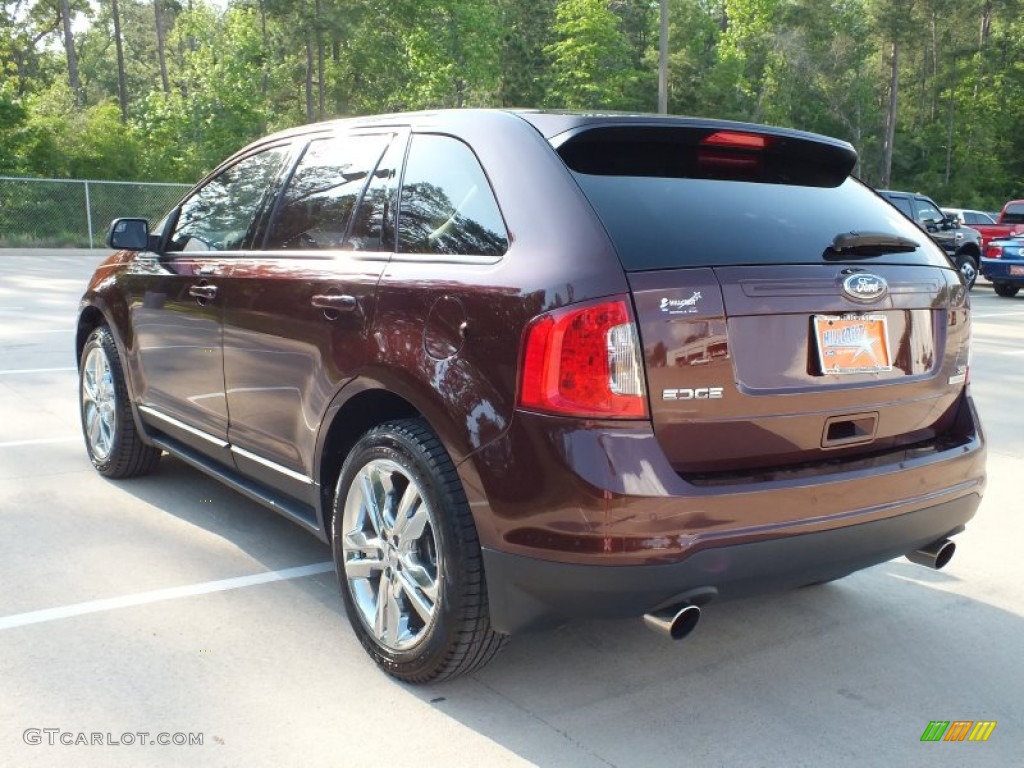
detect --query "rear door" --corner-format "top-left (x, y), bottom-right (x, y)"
top-left (219, 129), bottom-right (405, 503)
top-left (557, 125), bottom-right (970, 474)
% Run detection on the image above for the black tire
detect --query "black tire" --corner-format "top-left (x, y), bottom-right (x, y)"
top-left (993, 281), bottom-right (1020, 298)
top-left (331, 418), bottom-right (506, 682)
top-left (79, 326), bottom-right (161, 478)
top-left (955, 253), bottom-right (979, 289)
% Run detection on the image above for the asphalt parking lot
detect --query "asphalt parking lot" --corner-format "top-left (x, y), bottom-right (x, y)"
top-left (1, 249), bottom-right (1021, 767)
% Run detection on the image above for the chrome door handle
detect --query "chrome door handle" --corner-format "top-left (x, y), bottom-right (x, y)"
top-left (188, 284), bottom-right (218, 300)
top-left (311, 294), bottom-right (357, 312)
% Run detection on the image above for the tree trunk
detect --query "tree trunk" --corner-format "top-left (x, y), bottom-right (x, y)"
top-left (657, 0), bottom-right (668, 114)
top-left (59, 0), bottom-right (82, 101)
top-left (154, 0), bottom-right (170, 94)
top-left (945, 55), bottom-right (957, 185)
top-left (258, 0), bottom-right (269, 95)
top-left (979, 1), bottom-right (993, 47)
top-left (316, 0), bottom-right (325, 119)
top-left (305, 38), bottom-right (315, 123)
top-left (112, 0), bottom-right (129, 120)
top-left (880, 41), bottom-right (900, 189)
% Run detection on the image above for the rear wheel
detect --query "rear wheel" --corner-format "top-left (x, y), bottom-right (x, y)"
top-left (993, 281), bottom-right (1020, 297)
top-left (79, 326), bottom-right (161, 477)
top-left (332, 418), bottom-right (506, 682)
top-left (955, 253), bottom-right (979, 289)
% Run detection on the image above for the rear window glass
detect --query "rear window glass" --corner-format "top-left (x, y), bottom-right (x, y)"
top-left (1002, 203), bottom-right (1024, 224)
top-left (559, 129), bottom-right (950, 271)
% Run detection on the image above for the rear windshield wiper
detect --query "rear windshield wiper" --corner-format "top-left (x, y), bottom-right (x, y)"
top-left (825, 231), bottom-right (920, 258)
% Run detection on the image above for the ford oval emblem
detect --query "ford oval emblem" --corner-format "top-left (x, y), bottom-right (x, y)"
top-left (841, 272), bottom-right (888, 303)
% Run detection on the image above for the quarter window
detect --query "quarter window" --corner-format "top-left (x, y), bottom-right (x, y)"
top-left (167, 146), bottom-right (290, 252)
top-left (398, 134), bottom-right (508, 257)
top-left (263, 135), bottom-right (390, 250)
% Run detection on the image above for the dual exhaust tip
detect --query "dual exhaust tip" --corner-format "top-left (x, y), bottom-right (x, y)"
top-left (642, 537), bottom-right (955, 641)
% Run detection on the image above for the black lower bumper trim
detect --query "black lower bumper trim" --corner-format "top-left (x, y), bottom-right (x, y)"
top-left (482, 494), bottom-right (980, 634)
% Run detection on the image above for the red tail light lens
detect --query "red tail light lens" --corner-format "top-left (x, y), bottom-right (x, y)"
top-left (986, 245), bottom-right (1003, 258)
top-left (518, 297), bottom-right (648, 419)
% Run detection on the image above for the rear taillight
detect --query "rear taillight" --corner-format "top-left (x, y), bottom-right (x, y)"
top-left (518, 296), bottom-right (648, 419)
top-left (986, 244), bottom-right (1003, 258)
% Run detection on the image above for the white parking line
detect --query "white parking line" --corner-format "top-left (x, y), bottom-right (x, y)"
top-left (0, 328), bottom-right (74, 334)
top-left (0, 367), bottom-right (76, 375)
top-left (0, 437), bottom-right (80, 448)
top-left (0, 562), bottom-right (335, 631)
top-left (972, 309), bottom-right (1024, 319)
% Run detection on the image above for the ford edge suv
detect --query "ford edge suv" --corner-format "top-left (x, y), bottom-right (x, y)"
top-left (78, 110), bottom-right (986, 681)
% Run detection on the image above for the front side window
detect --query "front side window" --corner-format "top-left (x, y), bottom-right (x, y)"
top-left (914, 199), bottom-right (943, 224)
top-left (397, 134), bottom-right (508, 257)
top-left (263, 135), bottom-right (390, 250)
top-left (167, 146), bottom-right (290, 252)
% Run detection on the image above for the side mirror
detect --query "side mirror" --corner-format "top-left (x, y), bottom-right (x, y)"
top-left (107, 218), bottom-right (151, 251)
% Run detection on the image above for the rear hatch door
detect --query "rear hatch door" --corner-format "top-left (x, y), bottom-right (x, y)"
top-left (556, 123), bottom-right (970, 474)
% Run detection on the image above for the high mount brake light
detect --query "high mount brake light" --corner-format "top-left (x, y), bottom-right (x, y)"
top-left (518, 297), bottom-right (648, 419)
top-left (700, 131), bottom-right (771, 150)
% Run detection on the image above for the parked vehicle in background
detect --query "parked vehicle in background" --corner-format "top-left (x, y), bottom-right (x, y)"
top-left (878, 190), bottom-right (982, 288)
top-left (77, 110), bottom-right (986, 682)
top-left (942, 208), bottom-right (997, 250)
top-left (982, 234), bottom-right (1024, 297)
top-left (942, 208), bottom-right (996, 227)
top-left (950, 200), bottom-right (1024, 250)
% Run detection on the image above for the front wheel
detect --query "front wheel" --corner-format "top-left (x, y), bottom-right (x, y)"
top-left (332, 418), bottom-right (506, 682)
top-left (993, 281), bottom-right (1020, 297)
top-left (956, 254), bottom-right (979, 289)
top-left (79, 326), bottom-right (161, 477)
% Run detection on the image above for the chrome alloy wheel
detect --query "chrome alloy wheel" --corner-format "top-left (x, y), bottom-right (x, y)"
top-left (81, 345), bottom-right (117, 461)
top-left (342, 459), bottom-right (440, 652)
top-left (959, 258), bottom-right (978, 286)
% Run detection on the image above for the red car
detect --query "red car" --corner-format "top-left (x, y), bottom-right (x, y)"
top-left (78, 110), bottom-right (985, 681)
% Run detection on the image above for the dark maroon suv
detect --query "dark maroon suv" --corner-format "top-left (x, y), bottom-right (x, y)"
top-left (78, 110), bottom-right (985, 682)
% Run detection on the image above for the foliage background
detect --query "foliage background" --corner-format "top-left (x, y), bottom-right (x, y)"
top-left (2, 0), bottom-right (1023, 208)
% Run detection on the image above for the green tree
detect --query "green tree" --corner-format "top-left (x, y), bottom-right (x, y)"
top-left (546, 0), bottom-right (638, 109)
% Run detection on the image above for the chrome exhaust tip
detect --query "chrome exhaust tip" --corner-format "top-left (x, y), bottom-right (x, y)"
top-left (643, 602), bottom-right (701, 640)
top-left (906, 538), bottom-right (956, 570)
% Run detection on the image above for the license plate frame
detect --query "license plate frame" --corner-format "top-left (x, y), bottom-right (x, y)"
top-left (813, 314), bottom-right (893, 375)
top-left (1009, 265), bottom-right (1024, 276)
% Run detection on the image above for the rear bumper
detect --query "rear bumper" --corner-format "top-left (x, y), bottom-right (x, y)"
top-left (980, 258), bottom-right (1024, 282)
top-left (483, 492), bottom-right (980, 634)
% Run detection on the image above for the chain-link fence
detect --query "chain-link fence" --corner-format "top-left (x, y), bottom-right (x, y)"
top-left (0, 176), bottom-right (191, 248)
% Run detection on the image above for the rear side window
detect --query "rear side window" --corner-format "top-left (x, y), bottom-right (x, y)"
top-left (558, 127), bottom-right (948, 271)
top-left (887, 196), bottom-right (914, 218)
top-left (263, 134), bottom-right (390, 250)
top-left (397, 134), bottom-right (508, 257)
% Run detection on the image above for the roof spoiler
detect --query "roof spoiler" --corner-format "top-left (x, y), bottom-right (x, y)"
top-left (554, 124), bottom-right (858, 188)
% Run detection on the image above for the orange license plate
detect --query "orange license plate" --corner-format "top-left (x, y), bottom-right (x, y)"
top-left (813, 314), bottom-right (893, 375)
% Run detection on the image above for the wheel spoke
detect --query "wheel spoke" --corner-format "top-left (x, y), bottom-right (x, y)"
top-left (393, 484), bottom-right (425, 543)
top-left (358, 470), bottom-right (385, 537)
top-left (86, 407), bottom-right (101, 446)
top-left (343, 531), bottom-right (385, 579)
top-left (397, 568), bottom-right (436, 625)
top-left (400, 559), bottom-right (439, 603)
